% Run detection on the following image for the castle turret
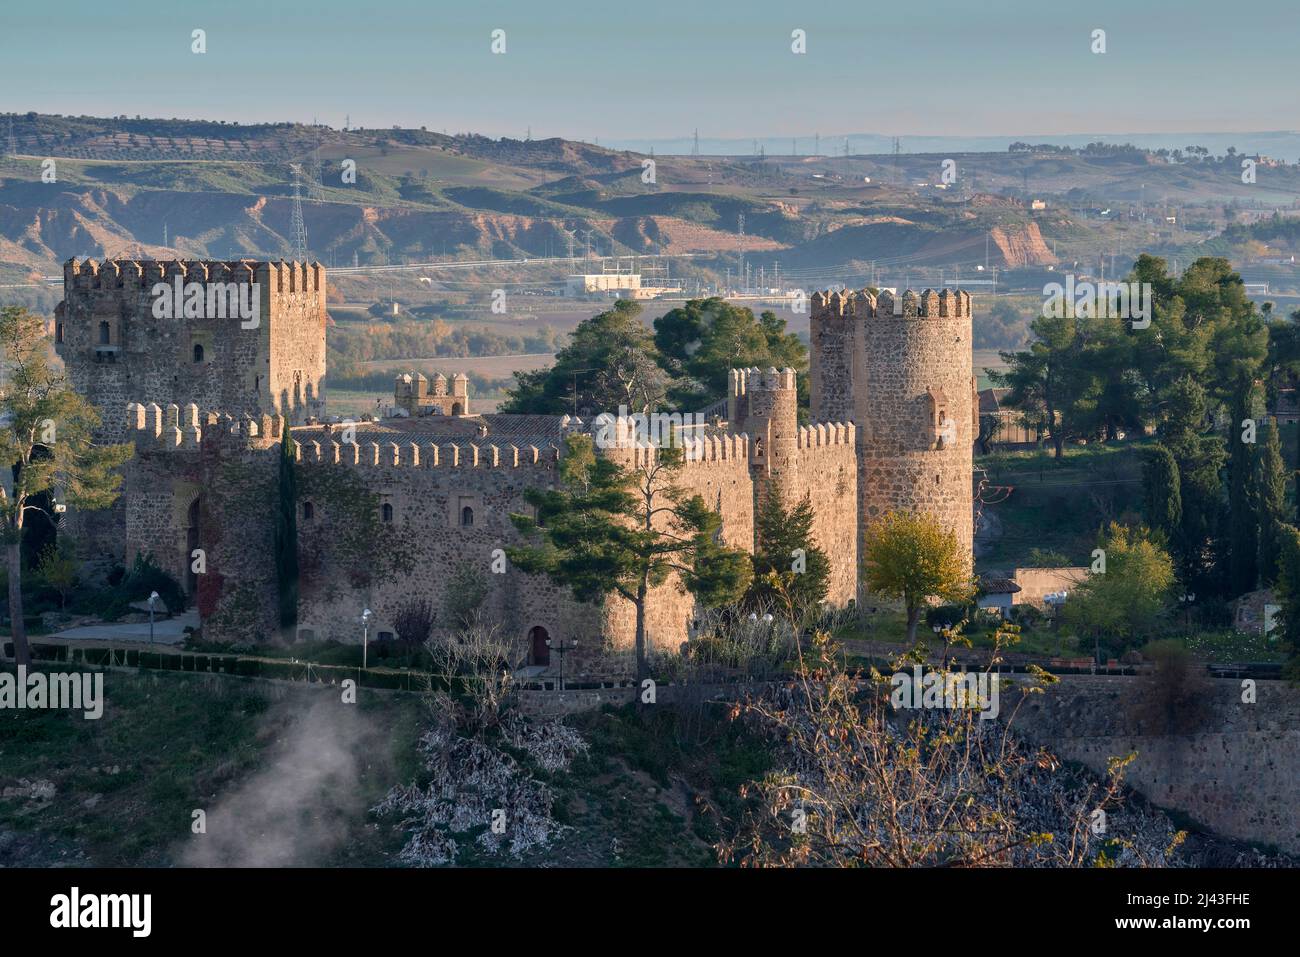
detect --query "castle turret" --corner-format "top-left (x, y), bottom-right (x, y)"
top-left (810, 287), bottom-right (975, 571)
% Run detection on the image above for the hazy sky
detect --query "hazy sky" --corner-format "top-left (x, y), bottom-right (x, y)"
top-left (2, 0), bottom-right (1296, 141)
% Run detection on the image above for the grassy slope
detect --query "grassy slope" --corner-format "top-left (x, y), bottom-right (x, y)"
top-left (0, 667), bottom-right (768, 868)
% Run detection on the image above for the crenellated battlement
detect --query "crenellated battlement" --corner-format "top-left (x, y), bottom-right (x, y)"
top-left (797, 421), bottom-right (855, 450)
top-left (125, 401), bottom-right (284, 451)
top-left (64, 257), bottom-right (324, 294)
top-left (294, 437), bottom-right (562, 470)
top-left (729, 366), bottom-right (797, 397)
top-left (810, 287), bottom-right (972, 320)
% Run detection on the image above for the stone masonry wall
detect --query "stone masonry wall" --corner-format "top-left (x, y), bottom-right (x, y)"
top-left (1011, 675), bottom-right (1300, 855)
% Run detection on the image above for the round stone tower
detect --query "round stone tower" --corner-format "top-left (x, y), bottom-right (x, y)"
top-left (857, 288), bottom-right (974, 562)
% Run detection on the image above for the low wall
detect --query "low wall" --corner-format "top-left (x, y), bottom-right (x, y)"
top-left (1009, 675), bottom-right (1300, 855)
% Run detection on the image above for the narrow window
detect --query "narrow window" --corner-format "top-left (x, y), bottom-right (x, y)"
top-left (302, 501), bottom-right (314, 521)
top-left (461, 505), bottom-right (474, 527)
top-left (98, 321), bottom-right (110, 345)
top-left (381, 503), bottom-right (393, 523)
top-left (193, 343), bottom-right (205, 363)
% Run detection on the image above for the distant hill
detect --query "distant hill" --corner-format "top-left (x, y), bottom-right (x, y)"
top-left (2, 112), bottom-right (1299, 285)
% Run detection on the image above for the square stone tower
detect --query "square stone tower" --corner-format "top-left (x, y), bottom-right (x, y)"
top-left (54, 259), bottom-right (327, 444)
top-left (53, 258), bottom-right (327, 565)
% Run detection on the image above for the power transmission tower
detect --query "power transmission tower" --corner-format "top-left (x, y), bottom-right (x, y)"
top-left (814, 132), bottom-right (820, 156)
top-left (4, 115), bottom-right (15, 159)
top-left (893, 136), bottom-right (901, 186)
top-left (692, 128), bottom-right (699, 156)
top-left (289, 165), bottom-right (309, 262)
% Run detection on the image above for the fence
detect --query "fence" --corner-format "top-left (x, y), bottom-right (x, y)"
top-left (2, 641), bottom-right (437, 692)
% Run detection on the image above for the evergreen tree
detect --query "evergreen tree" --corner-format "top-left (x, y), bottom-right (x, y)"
top-left (748, 483), bottom-right (830, 625)
top-left (1272, 524), bottom-right (1300, 679)
top-left (1160, 376), bottom-right (1226, 594)
top-left (509, 434), bottom-right (752, 687)
top-left (502, 300), bottom-right (670, 416)
top-left (1227, 381), bottom-right (1263, 595)
top-left (275, 430), bottom-right (298, 631)
top-left (1141, 444), bottom-right (1182, 541)
top-left (1252, 418), bottom-right (1287, 585)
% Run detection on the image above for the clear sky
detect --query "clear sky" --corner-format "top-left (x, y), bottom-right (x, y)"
top-left (2, 0), bottom-right (1296, 141)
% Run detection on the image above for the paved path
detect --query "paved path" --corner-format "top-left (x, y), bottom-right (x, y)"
top-left (49, 611), bottom-right (200, 646)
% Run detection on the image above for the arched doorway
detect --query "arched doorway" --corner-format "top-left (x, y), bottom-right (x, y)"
top-left (529, 626), bottom-right (550, 666)
top-left (185, 497), bottom-right (201, 602)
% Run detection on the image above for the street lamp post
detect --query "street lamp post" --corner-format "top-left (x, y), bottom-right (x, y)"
top-left (1179, 592), bottom-right (1196, 635)
top-left (361, 608), bottom-right (372, 670)
top-left (546, 637), bottom-right (578, 690)
top-left (147, 591), bottom-right (159, 645)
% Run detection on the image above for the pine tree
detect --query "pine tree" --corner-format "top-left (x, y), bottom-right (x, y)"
top-left (509, 434), bottom-right (751, 687)
top-left (749, 483), bottom-right (830, 625)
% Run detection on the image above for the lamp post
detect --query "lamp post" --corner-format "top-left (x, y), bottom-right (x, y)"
top-left (1044, 590), bottom-right (1067, 655)
top-left (361, 608), bottom-right (372, 670)
top-left (546, 636), bottom-right (577, 690)
top-left (147, 591), bottom-right (159, 645)
top-left (1179, 592), bottom-right (1195, 636)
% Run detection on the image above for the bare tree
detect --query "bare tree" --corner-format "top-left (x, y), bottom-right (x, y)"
top-left (718, 631), bottom-right (1187, 868)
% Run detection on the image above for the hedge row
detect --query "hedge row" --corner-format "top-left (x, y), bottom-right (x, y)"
top-left (2, 642), bottom-right (442, 691)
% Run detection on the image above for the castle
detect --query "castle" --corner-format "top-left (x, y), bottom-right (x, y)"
top-left (53, 259), bottom-right (973, 673)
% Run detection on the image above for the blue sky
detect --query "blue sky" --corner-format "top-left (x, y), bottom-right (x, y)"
top-left (2, 0), bottom-right (1296, 141)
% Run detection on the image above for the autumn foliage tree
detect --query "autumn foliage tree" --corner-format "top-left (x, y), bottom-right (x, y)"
top-left (862, 510), bottom-right (974, 644)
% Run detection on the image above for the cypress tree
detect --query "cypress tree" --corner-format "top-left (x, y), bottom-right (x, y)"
top-left (1141, 444), bottom-right (1182, 541)
top-left (1227, 385), bottom-right (1260, 596)
top-left (1253, 418), bottom-right (1288, 585)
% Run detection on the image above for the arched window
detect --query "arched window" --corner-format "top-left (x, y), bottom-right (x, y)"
top-left (302, 501), bottom-right (314, 521)
top-left (55, 323), bottom-right (63, 344)
top-left (98, 321), bottom-right (110, 345)
top-left (381, 503), bottom-right (393, 523)
top-left (193, 343), bottom-right (204, 363)
top-left (460, 505), bottom-right (474, 527)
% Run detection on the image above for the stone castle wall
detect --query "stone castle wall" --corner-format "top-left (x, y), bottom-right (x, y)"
top-left (55, 262), bottom-right (983, 667)
top-left (1012, 675), bottom-right (1300, 855)
top-left (291, 436), bottom-right (606, 669)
